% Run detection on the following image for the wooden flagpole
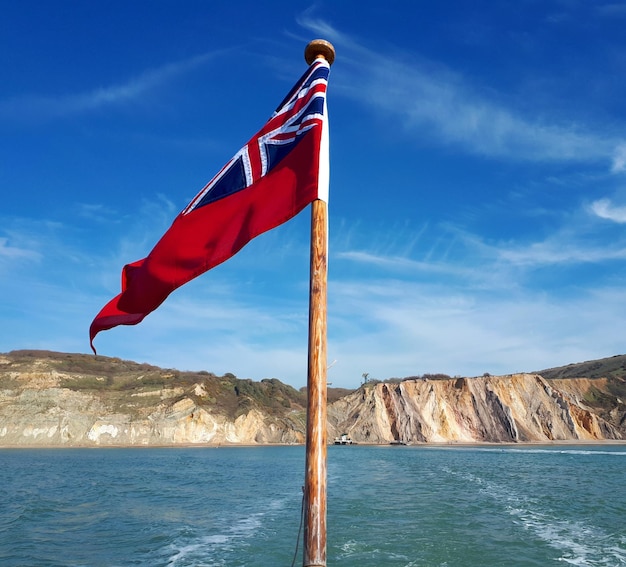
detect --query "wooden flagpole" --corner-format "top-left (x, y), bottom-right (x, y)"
top-left (303, 39), bottom-right (335, 567)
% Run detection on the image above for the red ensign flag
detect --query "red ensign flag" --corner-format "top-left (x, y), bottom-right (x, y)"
top-left (90, 58), bottom-right (330, 352)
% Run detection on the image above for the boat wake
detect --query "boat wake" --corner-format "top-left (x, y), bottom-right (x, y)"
top-left (472, 447), bottom-right (626, 457)
top-left (164, 497), bottom-right (288, 567)
top-left (444, 467), bottom-right (626, 566)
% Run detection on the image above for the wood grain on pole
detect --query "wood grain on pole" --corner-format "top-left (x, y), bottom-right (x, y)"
top-left (303, 199), bottom-right (328, 567)
top-left (303, 38), bottom-right (334, 567)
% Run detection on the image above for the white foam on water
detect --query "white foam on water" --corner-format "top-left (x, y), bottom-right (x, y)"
top-left (165, 497), bottom-right (286, 566)
top-left (472, 447), bottom-right (626, 457)
top-left (339, 539), bottom-right (358, 554)
top-left (513, 508), bottom-right (625, 566)
top-left (447, 467), bottom-right (626, 566)
top-left (335, 537), bottom-right (416, 564)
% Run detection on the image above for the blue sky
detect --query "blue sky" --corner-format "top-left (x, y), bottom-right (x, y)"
top-left (2, 1), bottom-right (626, 389)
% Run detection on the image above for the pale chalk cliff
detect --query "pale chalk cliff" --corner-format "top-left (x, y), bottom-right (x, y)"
top-left (1, 351), bottom-right (625, 447)
top-left (0, 352), bottom-right (306, 447)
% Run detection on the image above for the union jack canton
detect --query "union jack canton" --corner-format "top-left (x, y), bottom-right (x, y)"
top-left (183, 58), bottom-right (330, 215)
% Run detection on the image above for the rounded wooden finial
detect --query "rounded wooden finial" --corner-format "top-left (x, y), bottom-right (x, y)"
top-left (305, 39), bottom-right (335, 66)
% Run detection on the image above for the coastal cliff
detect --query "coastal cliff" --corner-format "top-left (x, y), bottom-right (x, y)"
top-left (327, 374), bottom-right (624, 443)
top-left (1, 351), bottom-right (625, 446)
top-left (0, 351), bottom-right (306, 447)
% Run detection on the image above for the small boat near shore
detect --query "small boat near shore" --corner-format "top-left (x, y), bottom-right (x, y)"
top-left (333, 433), bottom-right (354, 445)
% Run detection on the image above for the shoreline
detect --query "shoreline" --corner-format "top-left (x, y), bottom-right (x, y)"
top-left (2, 439), bottom-right (626, 450)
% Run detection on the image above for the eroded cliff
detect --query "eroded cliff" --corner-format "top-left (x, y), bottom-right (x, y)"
top-left (328, 374), bottom-right (625, 443)
top-left (0, 351), bottom-right (306, 446)
top-left (1, 351), bottom-right (625, 447)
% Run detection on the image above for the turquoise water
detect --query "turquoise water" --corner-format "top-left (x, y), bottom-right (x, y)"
top-left (1, 445), bottom-right (625, 566)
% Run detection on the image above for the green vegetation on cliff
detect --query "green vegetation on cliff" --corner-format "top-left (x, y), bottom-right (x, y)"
top-left (538, 354), bottom-right (626, 381)
top-left (3, 349), bottom-right (626, 435)
top-left (1, 350), bottom-right (308, 420)
top-left (537, 355), bottom-right (626, 430)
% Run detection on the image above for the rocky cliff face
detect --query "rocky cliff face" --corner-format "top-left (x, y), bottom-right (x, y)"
top-left (328, 374), bottom-right (624, 443)
top-left (1, 351), bottom-right (624, 447)
top-left (0, 352), bottom-right (305, 447)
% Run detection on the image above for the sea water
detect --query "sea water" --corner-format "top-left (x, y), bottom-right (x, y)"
top-left (1, 444), bottom-right (625, 566)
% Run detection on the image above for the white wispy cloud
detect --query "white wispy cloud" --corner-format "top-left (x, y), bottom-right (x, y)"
top-left (0, 219), bottom-right (98, 283)
top-left (325, 276), bottom-right (626, 381)
top-left (76, 203), bottom-right (121, 223)
top-left (612, 143), bottom-right (626, 173)
top-left (0, 236), bottom-right (41, 261)
top-left (590, 198), bottom-right (626, 223)
top-left (5, 205), bottom-right (626, 387)
top-left (496, 238), bottom-right (626, 265)
top-left (0, 52), bottom-right (216, 121)
top-left (336, 250), bottom-right (475, 279)
top-left (298, 16), bottom-right (621, 165)
top-left (336, 204), bottom-right (626, 288)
